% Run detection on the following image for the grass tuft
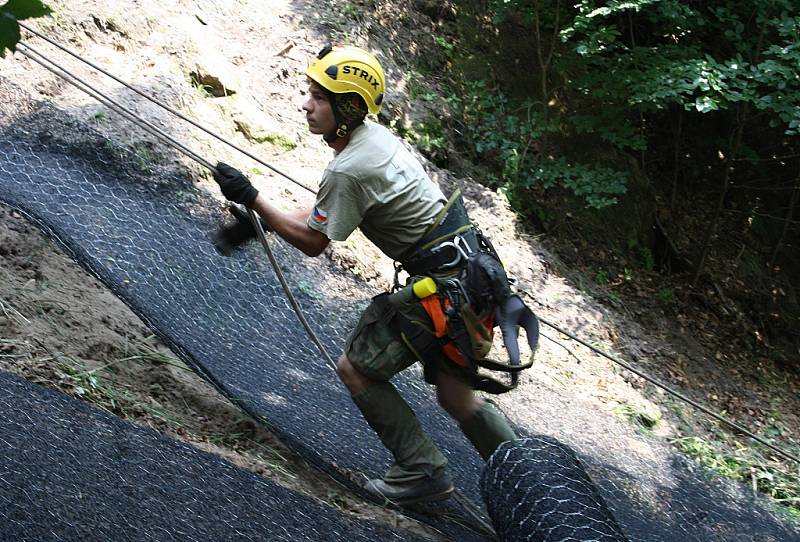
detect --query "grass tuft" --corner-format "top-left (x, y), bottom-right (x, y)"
top-left (673, 435), bottom-right (800, 519)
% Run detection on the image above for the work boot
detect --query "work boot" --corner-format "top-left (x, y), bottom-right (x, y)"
top-left (352, 382), bottom-right (451, 502)
top-left (365, 470), bottom-right (454, 505)
top-left (459, 399), bottom-right (517, 460)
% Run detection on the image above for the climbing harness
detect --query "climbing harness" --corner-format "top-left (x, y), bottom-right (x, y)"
top-left (10, 22), bottom-right (798, 467)
top-left (381, 191), bottom-right (539, 394)
top-left (398, 191), bottom-right (478, 278)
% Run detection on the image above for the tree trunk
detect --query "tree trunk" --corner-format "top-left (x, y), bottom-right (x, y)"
top-left (692, 106), bottom-right (747, 287)
top-left (670, 109), bottom-right (683, 212)
top-left (532, 0), bottom-right (560, 153)
top-left (770, 176), bottom-right (800, 268)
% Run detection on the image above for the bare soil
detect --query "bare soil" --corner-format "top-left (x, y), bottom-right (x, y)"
top-left (1, 0), bottom-right (798, 538)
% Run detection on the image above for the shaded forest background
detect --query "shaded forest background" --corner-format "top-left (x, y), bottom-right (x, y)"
top-left (387, 0), bottom-right (799, 367)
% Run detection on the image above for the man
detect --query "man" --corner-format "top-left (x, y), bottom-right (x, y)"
top-left (213, 44), bottom-right (517, 505)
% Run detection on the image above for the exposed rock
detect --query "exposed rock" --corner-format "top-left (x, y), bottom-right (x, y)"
top-left (189, 60), bottom-right (238, 97)
top-left (223, 95), bottom-right (296, 151)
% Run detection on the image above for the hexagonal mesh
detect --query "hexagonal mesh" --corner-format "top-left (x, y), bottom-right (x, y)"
top-left (482, 437), bottom-right (628, 542)
top-left (0, 369), bottom-right (429, 542)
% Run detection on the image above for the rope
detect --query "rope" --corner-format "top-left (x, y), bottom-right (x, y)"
top-left (248, 210), bottom-right (337, 371)
top-left (16, 44), bottom-right (215, 171)
top-left (14, 31), bottom-right (498, 537)
top-left (14, 41), bottom-right (335, 381)
top-left (15, 26), bottom-right (799, 469)
top-left (538, 315), bottom-right (800, 464)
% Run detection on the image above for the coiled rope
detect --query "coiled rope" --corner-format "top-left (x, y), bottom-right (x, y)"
top-left (11, 19), bottom-right (798, 468)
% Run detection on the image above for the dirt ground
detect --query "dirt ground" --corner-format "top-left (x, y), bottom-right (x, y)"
top-left (0, 0), bottom-right (798, 538)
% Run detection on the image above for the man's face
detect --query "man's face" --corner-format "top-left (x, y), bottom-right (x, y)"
top-left (302, 83), bottom-right (336, 135)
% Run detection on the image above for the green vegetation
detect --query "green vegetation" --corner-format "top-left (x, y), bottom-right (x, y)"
top-left (250, 132), bottom-right (296, 151)
top-left (54, 351), bottom-right (181, 424)
top-left (451, 78), bottom-right (628, 208)
top-left (191, 77), bottom-right (214, 99)
top-left (92, 110), bottom-right (108, 126)
top-left (674, 436), bottom-right (746, 479)
top-left (404, 119), bottom-right (447, 165)
top-left (656, 287), bottom-right (674, 304)
top-left (0, 0), bottom-right (52, 57)
top-left (132, 141), bottom-right (156, 166)
top-left (429, 0), bottom-right (800, 295)
top-left (674, 435), bottom-right (800, 517)
top-left (613, 402), bottom-right (662, 429)
top-left (234, 119), bottom-right (297, 151)
top-left (43, 343), bottom-right (297, 482)
top-left (387, 1), bottom-right (800, 517)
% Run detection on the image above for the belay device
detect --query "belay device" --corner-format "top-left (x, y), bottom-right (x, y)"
top-left (379, 190), bottom-right (540, 394)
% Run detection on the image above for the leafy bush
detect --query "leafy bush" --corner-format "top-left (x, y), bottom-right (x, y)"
top-left (452, 80), bottom-right (628, 208)
top-left (0, 0), bottom-right (53, 57)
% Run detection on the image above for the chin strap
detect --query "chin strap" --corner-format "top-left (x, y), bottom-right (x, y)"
top-left (323, 118), bottom-right (362, 143)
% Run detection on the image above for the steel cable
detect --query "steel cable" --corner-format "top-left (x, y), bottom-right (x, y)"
top-left (17, 43), bottom-right (215, 171)
top-left (537, 314), bottom-right (800, 464)
top-left (16, 19), bottom-right (316, 194)
top-left (14, 42), bottom-right (337, 374)
top-left (15, 33), bottom-right (497, 534)
top-left (13, 32), bottom-right (497, 536)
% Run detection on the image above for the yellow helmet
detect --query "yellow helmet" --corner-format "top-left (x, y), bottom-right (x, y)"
top-left (306, 45), bottom-right (385, 115)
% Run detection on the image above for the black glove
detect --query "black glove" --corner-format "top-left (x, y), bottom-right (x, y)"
top-left (212, 204), bottom-right (271, 256)
top-left (213, 162), bottom-right (259, 207)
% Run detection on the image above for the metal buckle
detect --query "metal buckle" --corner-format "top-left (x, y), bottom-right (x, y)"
top-left (453, 233), bottom-right (475, 258)
top-left (434, 235), bottom-right (473, 270)
top-left (442, 278), bottom-right (471, 306)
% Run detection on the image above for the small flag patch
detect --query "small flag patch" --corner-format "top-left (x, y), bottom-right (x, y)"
top-left (312, 206), bottom-right (328, 224)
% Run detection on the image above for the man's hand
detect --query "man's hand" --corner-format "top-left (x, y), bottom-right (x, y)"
top-left (213, 162), bottom-right (259, 207)
top-left (212, 204), bottom-right (271, 256)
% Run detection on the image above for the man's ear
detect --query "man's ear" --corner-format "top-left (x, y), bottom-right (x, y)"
top-left (340, 94), bottom-right (368, 120)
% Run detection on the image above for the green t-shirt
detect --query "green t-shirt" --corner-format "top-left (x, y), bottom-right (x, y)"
top-left (307, 121), bottom-right (446, 260)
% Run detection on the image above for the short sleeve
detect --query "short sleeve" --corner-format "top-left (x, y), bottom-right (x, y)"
top-left (307, 169), bottom-right (368, 241)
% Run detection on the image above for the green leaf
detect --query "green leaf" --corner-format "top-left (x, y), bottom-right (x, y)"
top-left (0, 15), bottom-right (20, 58)
top-left (694, 96), bottom-right (718, 113)
top-left (1, 0), bottom-right (53, 20)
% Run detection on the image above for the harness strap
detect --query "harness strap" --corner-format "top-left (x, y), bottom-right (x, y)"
top-left (372, 291), bottom-right (531, 394)
top-left (372, 293), bottom-right (444, 385)
top-left (428, 294), bottom-right (534, 376)
top-left (442, 309), bottom-right (518, 395)
top-left (379, 189), bottom-right (539, 394)
top-left (400, 190), bottom-right (478, 276)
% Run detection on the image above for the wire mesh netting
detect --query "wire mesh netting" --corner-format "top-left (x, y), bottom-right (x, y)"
top-left (0, 79), bottom-right (797, 541)
top-left (0, 369), bottom-right (430, 541)
top-left (482, 437), bottom-right (628, 542)
top-left (0, 82), bottom-right (492, 540)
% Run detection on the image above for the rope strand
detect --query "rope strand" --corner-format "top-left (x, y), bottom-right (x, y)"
top-left (17, 43), bottom-right (215, 171)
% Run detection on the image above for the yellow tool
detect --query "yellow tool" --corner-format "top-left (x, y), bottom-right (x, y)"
top-left (412, 277), bottom-right (437, 299)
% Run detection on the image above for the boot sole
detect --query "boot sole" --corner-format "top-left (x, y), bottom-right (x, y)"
top-left (385, 485), bottom-right (455, 507)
